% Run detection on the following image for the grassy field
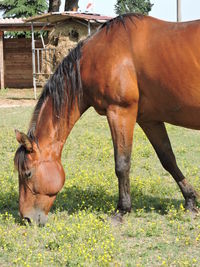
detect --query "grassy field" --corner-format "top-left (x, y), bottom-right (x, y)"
top-left (0, 91), bottom-right (200, 266)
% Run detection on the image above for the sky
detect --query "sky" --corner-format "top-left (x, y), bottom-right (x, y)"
top-left (60, 0), bottom-right (200, 22)
top-left (150, 0), bottom-right (200, 21)
top-left (1, 1), bottom-right (200, 22)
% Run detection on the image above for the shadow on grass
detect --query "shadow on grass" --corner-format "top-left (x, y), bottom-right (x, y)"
top-left (0, 191), bottom-right (21, 223)
top-left (7, 97), bottom-right (35, 101)
top-left (53, 185), bottom-right (184, 215)
top-left (0, 186), bottom-right (190, 224)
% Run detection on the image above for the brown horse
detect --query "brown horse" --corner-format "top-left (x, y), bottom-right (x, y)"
top-left (14, 14), bottom-right (200, 225)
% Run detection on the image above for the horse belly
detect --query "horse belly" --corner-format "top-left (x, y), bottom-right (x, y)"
top-left (137, 84), bottom-right (200, 130)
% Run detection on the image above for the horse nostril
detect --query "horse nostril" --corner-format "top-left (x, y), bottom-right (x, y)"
top-left (23, 210), bottom-right (47, 226)
top-left (38, 214), bottom-right (47, 227)
top-left (24, 217), bottom-right (32, 225)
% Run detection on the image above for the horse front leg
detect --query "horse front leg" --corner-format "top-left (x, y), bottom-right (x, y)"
top-left (107, 104), bottom-right (138, 215)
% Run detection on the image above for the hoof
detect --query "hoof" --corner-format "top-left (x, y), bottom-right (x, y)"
top-left (185, 198), bottom-right (199, 215)
top-left (187, 208), bottom-right (199, 219)
top-left (185, 205), bottom-right (199, 214)
top-left (111, 212), bottom-right (124, 226)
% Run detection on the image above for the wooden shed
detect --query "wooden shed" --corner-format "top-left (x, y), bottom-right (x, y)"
top-left (0, 12), bottom-right (112, 96)
top-left (0, 18), bottom-right (51, 89)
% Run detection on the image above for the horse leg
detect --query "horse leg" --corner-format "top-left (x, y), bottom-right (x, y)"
top-left (139, 121), bottom-right (198, 212)
top-left (107, 104), bottom-right (138, 215)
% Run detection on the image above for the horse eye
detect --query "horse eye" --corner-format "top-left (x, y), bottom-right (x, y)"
top-left (25, 170), bottom-right (32, 179)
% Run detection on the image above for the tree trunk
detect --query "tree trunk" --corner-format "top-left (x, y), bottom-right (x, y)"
top-left (49, 0), bottom-right (61, 12)
top-left (65, 0), bottom-right (79, 11)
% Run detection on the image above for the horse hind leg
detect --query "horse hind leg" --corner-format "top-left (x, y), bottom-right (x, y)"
top-left (107, 103), bottom-right (138, 216)
top-left (139, 121), bottom-right (199, 213)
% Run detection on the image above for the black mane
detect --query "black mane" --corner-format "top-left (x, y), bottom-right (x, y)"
top-left (100, 13), bottom-right (143, 31)
top-left (29, 40), bottom-right (84, 136)
top-left (14, 41), bottom-right (84, 175)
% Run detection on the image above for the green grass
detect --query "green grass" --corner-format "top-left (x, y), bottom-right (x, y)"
top-left (0, 105), bottom-right (200, 266)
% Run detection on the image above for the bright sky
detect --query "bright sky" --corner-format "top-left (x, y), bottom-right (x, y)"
top-left (150, 0), bottom-right (200, 21)
top-left (1, 1), bottom-right (200, 22)
top-left (60, 0), bottom-right (200, 21)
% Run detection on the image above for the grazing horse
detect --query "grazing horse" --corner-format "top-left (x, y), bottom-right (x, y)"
top-left (14, 14), bottom-right (199, 225)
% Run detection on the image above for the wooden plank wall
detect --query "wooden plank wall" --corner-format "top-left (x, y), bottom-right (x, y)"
top-left (4, 38), bottom-right (42, 88)
top-left (0, 32), bottom-right (4, 89)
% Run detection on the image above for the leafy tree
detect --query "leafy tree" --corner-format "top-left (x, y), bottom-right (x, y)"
top-left (115, 0), bottom-right (153, 15)
top-left (0, 0), bottom-right (48, 37)
top-left (48, 0), bottom-right (79, 13)
top-left (0, 0), bottom-right (48, 18)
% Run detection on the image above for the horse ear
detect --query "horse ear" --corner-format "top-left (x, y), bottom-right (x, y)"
top-left (15, 129), bottom-right (33, 152)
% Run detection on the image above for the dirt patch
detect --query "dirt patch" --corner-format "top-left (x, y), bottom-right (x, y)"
top-left (0, 99), bottom-right (36, 108)
top-left (0, 88), bottom-right (42, 108)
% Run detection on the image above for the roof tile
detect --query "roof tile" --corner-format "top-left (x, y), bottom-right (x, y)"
top-left (0, 18), bottom-right (24, 24)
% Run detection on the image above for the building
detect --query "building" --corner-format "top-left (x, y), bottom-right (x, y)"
top-left (0, 12), bottom-right (112, 98)
top-left (0, 18), bottom-right (50, 89)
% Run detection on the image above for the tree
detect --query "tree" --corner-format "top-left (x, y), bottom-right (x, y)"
top-left (115, 0), bottom-right (153, 15)
top-left (0, 0), bottom-right (48, 18)
top-left (48, 0), bottom-right (79, 13)
top-left (48, 0), bottom-right (61, 12)
top-left (64, 0), bottom-right (79, 11)
top-left (0, 0), bottom-right (48, 37)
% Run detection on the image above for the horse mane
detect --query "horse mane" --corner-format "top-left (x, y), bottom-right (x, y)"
top-left (28, 40), bottom-right (84, 138)
top-left (100, 13), bottom-right (143, 31)
top-left (14, 41), bottom-right (84, 174)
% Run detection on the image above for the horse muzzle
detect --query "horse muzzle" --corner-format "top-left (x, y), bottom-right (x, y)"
top-left (23, 209), bottom-right (48, 226)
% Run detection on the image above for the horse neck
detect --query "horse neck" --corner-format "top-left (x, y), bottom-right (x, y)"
top-left (33, 96), bottom-right (86, 160)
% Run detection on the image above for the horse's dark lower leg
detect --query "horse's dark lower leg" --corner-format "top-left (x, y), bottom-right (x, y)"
top-left (115, 154), bottom-right (132, 213)
top-left (139, 121), bottom-right (198, 212)
top-left (107, 104), bottom-right (138, 215)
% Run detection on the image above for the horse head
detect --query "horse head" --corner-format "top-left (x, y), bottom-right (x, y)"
top-left (14, 130), bottom-right (65, 225)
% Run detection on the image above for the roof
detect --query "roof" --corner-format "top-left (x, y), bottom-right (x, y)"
top-left (25, 12), bottom-right (113, 24)
top-left (0, 17), bottom-right (24, 24)
top-left (0, 17), bottom-right (52, 31)
top-left (0, 12), bottom-right (113, 32)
